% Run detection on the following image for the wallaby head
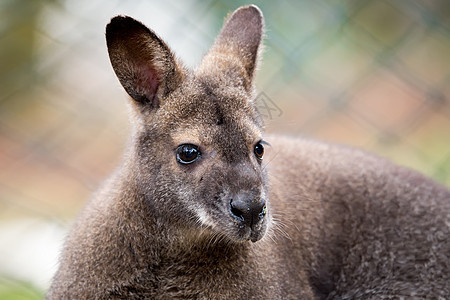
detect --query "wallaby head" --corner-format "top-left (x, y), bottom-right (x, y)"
top-left (105, 5), bottom-right (270, 243)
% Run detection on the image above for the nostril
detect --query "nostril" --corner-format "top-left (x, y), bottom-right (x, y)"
top-left (258, 204), bottom-right (267, 219)
top-left (254, 198), bottom-right (266, 220)
top-left (230, 199), bottom-right (246, 222)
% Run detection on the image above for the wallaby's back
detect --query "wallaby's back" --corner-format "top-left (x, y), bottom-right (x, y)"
top-left (47, 5), bottom-right (450, 299)
top-left (266, 135), bottom-right (450, 298)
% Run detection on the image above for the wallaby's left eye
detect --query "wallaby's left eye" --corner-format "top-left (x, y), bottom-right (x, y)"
top-left (254, 142), bottom-right (264, 160)
top-left (176, 144), bottom-right (201, 164)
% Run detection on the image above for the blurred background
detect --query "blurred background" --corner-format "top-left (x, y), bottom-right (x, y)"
top-left (1, 0), bottom-right (449, 298)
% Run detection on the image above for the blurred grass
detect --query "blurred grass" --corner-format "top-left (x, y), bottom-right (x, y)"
top-left (0, 278), bottom-right (43, 300)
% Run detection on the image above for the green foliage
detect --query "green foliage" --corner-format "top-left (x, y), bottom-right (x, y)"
top-left (0, 277), bottom-right (43, 300)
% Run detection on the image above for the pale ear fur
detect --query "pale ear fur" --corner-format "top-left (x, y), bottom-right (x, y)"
top-left (198, 5), bottom-right (264, 90)
top-left (106, 16), bottom-right (183, 108)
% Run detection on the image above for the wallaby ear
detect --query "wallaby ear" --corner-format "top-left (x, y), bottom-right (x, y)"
top-left (106, 16), bottom-right (183, 108)
top-left (199, 5), bottom-right (264, 89)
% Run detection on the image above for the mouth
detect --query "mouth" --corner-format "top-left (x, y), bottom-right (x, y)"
top-left (229, 222), bottom-right (266, 243)
top-left (250, 227), bottom-right (265, 242)
top-left (200, 212), bottom-right (269, 244)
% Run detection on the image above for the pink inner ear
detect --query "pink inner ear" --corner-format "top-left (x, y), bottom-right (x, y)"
top-left (136, 64), bottom-right (161, 105)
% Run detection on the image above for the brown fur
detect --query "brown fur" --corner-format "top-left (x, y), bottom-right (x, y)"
top-left (47, 5), bottom-right (450, 299)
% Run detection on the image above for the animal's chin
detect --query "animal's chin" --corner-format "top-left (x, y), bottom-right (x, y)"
top-left (243, 230), bottom-right (265, 243)
top-left (197, 208), bottom-right (270, 244)
top-left (217, 219), bottom-right (268, 244)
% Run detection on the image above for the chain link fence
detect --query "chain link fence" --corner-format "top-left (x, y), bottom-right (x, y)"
top-left (1, 0), bottom-right (449, 297)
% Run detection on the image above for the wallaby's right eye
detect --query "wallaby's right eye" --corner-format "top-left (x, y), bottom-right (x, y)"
top-left (176, 144), bottom-right (201, 164)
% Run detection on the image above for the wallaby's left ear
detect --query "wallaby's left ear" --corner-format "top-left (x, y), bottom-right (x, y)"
top-left (199, 5), bottom-right (264, 90)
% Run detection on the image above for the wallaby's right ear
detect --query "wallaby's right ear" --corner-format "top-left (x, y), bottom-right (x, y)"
top-left (106, 16), bottom-right (183, 109)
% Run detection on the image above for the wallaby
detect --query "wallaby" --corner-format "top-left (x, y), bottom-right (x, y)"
top-left (47, 5), bottom-right (450, 299)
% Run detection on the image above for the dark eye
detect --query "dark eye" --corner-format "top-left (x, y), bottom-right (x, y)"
top-left (176, 144), bottom-right (201, 164)
top-left (254, 142), bottom-right (264, 160)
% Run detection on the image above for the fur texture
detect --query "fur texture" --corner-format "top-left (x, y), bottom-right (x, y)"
top-left (47, 5), bottom-right (450, 299)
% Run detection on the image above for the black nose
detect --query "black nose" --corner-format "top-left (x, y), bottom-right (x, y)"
top-left (230, 195), bottom-right (266, 228)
